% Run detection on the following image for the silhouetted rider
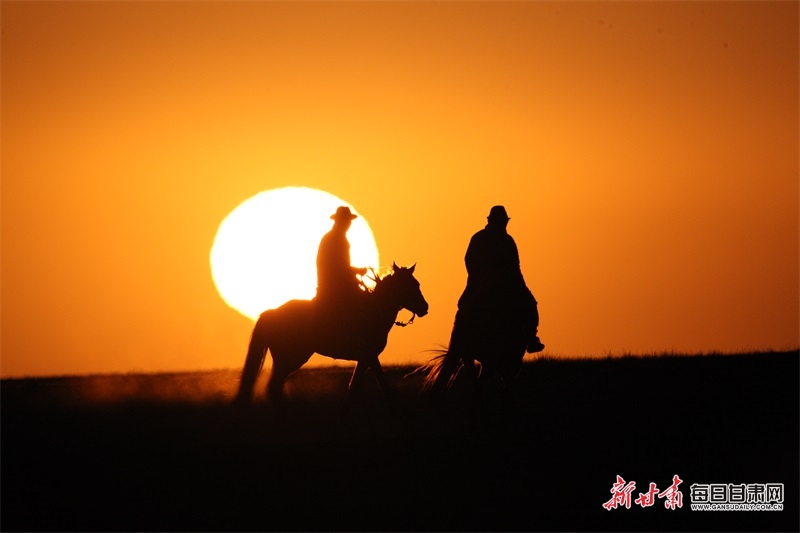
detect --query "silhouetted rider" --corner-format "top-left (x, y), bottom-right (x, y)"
top-left (457, 205), bottom-right (544, 353)
top-left (315, 206), bottom-right (369, 349)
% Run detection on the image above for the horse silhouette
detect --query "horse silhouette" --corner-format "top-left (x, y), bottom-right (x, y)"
top-left (416, 205), bottom-right (540, 418)
top-left (235, 263), bottom-right (428, 406)
top-left (418, 302), bottom-right (530, 412)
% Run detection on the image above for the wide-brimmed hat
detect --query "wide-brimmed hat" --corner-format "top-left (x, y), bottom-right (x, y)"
top-left (330, 206), bottom-right (358, 221)
top-left (487, 205), bottom-right (510, 221)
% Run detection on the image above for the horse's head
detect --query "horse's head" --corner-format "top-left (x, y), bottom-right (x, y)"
top-left (375, 262), bottom-right (429, 319)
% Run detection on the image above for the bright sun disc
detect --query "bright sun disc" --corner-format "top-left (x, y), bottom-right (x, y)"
top-left (210, 187), bottom-right (380, 319)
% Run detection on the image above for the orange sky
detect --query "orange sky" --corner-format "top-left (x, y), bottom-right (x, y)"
top-left (2, 1), bottom-right (798, 378)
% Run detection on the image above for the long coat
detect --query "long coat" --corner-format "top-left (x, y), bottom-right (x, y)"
top-left (457, 224), bottom-right (535, 313)
top-left (316, 227), bottom-right (362, 304)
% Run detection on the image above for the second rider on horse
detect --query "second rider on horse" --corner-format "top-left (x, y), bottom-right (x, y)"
top-left (456, 205), bottom-right (545, 354)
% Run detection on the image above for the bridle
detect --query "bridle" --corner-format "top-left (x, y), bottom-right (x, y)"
top-left (359, 266), bottom-right (418, 328)
top-left (394, 312), bottom-right (416, 328)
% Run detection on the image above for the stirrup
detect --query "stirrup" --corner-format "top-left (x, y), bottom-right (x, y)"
top-left (527, 340), bottom-right (545, 353)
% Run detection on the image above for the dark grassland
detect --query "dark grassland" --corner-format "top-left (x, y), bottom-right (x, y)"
top-left (2, 351), bottom-right (798, 532)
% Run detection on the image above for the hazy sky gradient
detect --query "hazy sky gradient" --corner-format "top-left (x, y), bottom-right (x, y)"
top-left (3, 1), bottom-right (798, 377)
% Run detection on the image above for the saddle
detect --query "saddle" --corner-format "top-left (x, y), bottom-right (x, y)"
top-left (312, 291), bottom-right (371, 357)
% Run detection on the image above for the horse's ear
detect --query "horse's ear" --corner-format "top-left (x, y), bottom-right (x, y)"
top-left (409, 263), bottom-right (416, 274)
top-left (392, 261), bottom-right (398, 271)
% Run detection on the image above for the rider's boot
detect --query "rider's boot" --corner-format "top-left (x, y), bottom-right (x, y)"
top-left (526, 331), bottom-right (545, 353)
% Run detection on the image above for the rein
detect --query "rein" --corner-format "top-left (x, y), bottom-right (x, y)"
top-left (359, 266), bottom-right (379, 292)
top-left (394, 312), bottom-right (416, 328)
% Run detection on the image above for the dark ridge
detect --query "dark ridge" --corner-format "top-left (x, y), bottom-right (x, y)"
top-left (2, 351), bottom-right (797, 532)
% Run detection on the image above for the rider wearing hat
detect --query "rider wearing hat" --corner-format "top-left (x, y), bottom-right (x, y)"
top-left (457, 205), bottom-right (545, 353)
top-left (315, 206), bottom-right (369, 350)
top-left (316, 206), bottom-right (368, 302)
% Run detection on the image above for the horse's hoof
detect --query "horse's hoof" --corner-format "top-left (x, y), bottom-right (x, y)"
top-left (232, 393), bottom-right (251, 407)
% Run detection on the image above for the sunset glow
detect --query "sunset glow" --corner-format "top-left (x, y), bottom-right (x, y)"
top-left (2, 2), bottom-right (797, 377)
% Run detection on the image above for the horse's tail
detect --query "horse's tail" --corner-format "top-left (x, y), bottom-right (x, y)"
top-left (411, 345), bottom-right (463, 396)
top-left (234, 312), bottom-right (270, 404)
top-left (413, 313), bottom-right (472, 397)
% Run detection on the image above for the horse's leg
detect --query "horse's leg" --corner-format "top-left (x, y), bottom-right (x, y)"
top-left (343, 361), bottom-right (369, 413)
top-left (348, 361), bottom-right (369, 390)
top-left (473, 355), bottom-right (507, 426)
top-left (267, 348), bottom-right (312, 406)
top-left (462, 356), bottom-right (478, 388)
top-left (267, 359), bottom-right (289, 406)
top-left (368, 358), bottom-right (390, 394)
top-left (498, 349), bottom-right (525, 409)
top-left (367, 358), bottom-right (397, 415)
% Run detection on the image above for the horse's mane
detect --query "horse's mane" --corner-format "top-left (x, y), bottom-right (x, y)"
top-left (364, 263), bottom-right (413, 293)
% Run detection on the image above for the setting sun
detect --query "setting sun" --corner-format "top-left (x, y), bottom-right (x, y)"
top-left (209, 187), bottom-right (379, 320)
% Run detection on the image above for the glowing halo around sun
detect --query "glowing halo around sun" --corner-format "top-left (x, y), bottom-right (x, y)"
top-left (210, 187), bottom-right (380, 320)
